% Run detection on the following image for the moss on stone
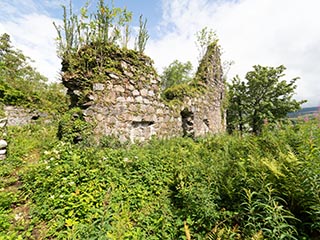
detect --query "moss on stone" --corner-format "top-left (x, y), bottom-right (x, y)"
top-left (62, 42), bottom-right (158, 108)
top-left (195, 41), bottom-right (221, 84)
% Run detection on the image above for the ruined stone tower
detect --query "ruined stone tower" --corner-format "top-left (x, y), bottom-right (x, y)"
top-left (61, 42), bottom-right (225, 142)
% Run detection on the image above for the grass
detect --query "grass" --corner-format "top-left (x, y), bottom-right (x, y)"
top-left (0, 117), bottom-right (320, 239)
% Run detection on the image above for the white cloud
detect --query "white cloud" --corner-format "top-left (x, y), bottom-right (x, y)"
top-left (1, 0), bottom-right (319, 107)
top-left (147, 0), bottom-right (320, 107)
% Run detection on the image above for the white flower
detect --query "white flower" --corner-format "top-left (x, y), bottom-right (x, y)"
top-left (14, 213), bottom-right (23, 221)
top-left (53, 149), bottom-right (59, 154)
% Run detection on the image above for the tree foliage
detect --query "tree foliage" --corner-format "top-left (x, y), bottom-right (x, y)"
top-left (227, 65), bottom-right (306, 134)
top-left (0, 33), bottom-right (68, 114)
top-left (160, 60), bottom-right (193, 90)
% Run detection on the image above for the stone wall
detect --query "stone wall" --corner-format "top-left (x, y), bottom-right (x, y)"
top-left (4, 106), bottom-right (43, 126)
top-left (62, 43), bottom-right (225, 142)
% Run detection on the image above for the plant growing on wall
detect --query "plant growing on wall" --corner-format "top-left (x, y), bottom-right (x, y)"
top-left (195, 27), bottom-right (218, 62)
top-left (134, 15), bottom-right (149, 53)
top-left (54, 0), bottom-right (149, 59)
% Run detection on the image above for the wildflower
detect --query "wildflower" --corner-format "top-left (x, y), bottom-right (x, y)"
top-left (53, 149), bottom-right (59, 155)
top-left (14, 213), bottom-right (23, 221)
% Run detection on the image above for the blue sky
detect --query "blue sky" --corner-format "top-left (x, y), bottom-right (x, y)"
top-left (1, 0), bottom-right (320, 107)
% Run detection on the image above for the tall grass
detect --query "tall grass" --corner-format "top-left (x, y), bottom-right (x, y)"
top-left (1, 117), bottom-right (320, 239)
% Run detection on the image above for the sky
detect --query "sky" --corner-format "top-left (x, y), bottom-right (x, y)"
top-left (0, 0), bottom-right (320, 107)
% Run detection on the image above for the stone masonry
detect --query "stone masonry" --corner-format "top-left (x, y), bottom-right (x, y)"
top-left (62, 43), bottom-right (225, 142)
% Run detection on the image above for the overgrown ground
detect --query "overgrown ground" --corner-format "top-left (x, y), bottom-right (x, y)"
top-left (1, 117), bottom-right (320, 239)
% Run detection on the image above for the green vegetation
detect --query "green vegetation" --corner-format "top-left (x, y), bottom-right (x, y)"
top-left (55, 1), bottom-right (154, 108)
top-left (57, 108), bottom-right (93, 144)
top-left (160, 60), bottom-right (193, 90)
top-left (0, 33), bottom-right (69, 115)
top-left (134, 15), bottom-right (149, 53)
top-left (161, 28), bottom-right (223, 104)
top-left (160, 59), bottom-right (200, 104)
top-left (54, 0), bottom-right (149, 60)
top-left (1, 115), bottom-right (320, 239)
top-left (1, 3), bottom-right (317, 239)
top-left (195, 27), bottom-right (218, 62)
top-left (62, 42), bottom-right (156, 108)
top-left (227, 65), bottom-right (306, 134)
top-left (162, 82), bottom-right (204, 104)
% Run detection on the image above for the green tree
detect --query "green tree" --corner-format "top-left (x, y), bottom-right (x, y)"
top-left (160, 60), bottom-right (193, 90)
top-left (0, 33), bottom-right (68, 114)
top-left (0, 33), bottom-right (47, 105)
top-left (227, 65), bottom-right (306, 134)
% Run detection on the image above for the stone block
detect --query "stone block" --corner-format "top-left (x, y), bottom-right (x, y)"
top-left (109, 73), bottom-right (119, 79)
top-left (124, 71), bottom-right (134, 78)
top-left (93, 83), bottom-right (105, 91)
top-left (114, 85), bottom-right (125, 93)
top-left (127, 84), bottom-right (135, 91)
top-left (140, 89), bottom-right (148, 97)
top-left (96, 114), bottom-right (104, 122)
top-left (116, 97), bottom-right (126, 102)
top-left (126, 97), bottom-right (134, 102)
top-left (156, 109), bottom-right (164, 115)
top-left (0, 118), bottom-right (7, 128)
top-left (148, 90), bottom-right (155, 97)
top-left (135, 96), bottom-right (143, 103)
top-left (0, 140), bottom-right (7, 149)
top-left (132, 90), bottom-right (140, 96)
top-left (121, 61), bottom-right (128, 70)
top-left (143, 99), bottom-right (150, 104)
top-left (132, 116), bottom-right (142, 122)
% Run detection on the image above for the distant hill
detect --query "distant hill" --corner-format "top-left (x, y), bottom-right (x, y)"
top-left (288, 106), bottom-right (319, 118)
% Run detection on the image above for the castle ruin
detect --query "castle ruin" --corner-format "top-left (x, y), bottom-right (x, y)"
top-left (61, 42), bottom-right (226, 142)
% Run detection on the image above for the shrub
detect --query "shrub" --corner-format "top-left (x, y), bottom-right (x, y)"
top-left (57, 108), bottom-right (93, 144)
